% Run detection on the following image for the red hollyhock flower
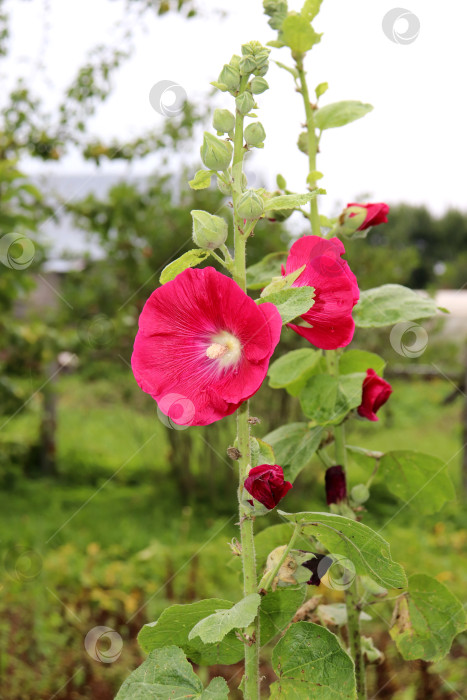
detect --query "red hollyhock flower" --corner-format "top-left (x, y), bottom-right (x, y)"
top-left (325, 465), bottom-right (347, 505)
top-left (346, 202), bottom-right (389, 230)
top-left (244, 464), bottom-right (292, 510)
top-left (357, 368), bottom-right (393, 422)
top-left (283, 235), bottom-right (359, 349)
top-left (131, 267), bottom-right (282, 426)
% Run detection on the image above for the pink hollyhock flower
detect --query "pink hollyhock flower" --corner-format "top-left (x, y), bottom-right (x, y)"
top-left (131, 267), bottom-right (282, 427)
top-left (283, 236), bottom-right (359, 349)
top-left (357, 368), bottom-right (393, 422)
top-left (346, 202), bottom-right (389, 230)
top-left (325, 465), bottom-right (347, 505)
top-left (244, 464), bottom-right (292, 509)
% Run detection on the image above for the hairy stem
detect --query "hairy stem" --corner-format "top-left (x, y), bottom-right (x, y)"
top-left (296, 61), bottom-right (321, 237)
top-left (346, 579), bottom-right (366, 700)
top-left (231, 75), bottom-right (260, 700)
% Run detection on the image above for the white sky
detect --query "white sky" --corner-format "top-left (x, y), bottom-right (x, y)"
top-left (5, 0), bottom-right (467, 216)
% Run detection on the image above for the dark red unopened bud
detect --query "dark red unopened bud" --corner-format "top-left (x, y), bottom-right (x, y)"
top-left (244, 464), bottom-right (292, 510)
top-left (300, 552), bottom-right (333, 586)
top-left (325, 465), bottom-right (347, 505)
top-left (357, 368), bottom-right (393, 422)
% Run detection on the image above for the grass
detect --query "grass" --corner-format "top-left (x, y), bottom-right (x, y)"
top-left (0, 369), bottom-right (466, 698)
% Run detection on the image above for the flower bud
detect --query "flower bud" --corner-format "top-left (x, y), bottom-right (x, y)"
top-left (217, 176), bottom-right (231, 195)
top-left (237, 189), bottom-right (264, 219)
top-left (338, 202), bottom-right (390, 238)
top-left (200, 132), bottom-right (233, 171)
top-left (218, 64), bottom-right (241, 91)
top-left (235, 91), bottom-right (255, 115)
top-left (212, 108), bottom-right (235, 134)
top-left (191, 210), bottom-right (228, 250)
top-left (250, 77), bottom-right (269, 94)
top-left (254, 64), bottom-right (269, 77)
top-left (239, 55), bottom-right (257, 75)
top-left (350, 483), bottom-right (370, 505)
top-left (244, 122), bottom-right (266, 147)
top-left (297, 131), bottom-right (309, 155)
top-left (325, 465), bottom-right (347, 505)
top-left (229, 54), bottom-right (241, 70)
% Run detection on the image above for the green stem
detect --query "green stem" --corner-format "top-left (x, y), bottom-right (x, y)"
top-left (259, 523), bottom-right (300, 592)
top-left (231, 75), bottom-right (260, 700)
top-left (296, 61), bottom-right (321, 237)
top-left (346, 580), bottom-right (366, 700)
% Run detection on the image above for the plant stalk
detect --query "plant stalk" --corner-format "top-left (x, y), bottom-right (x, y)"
top-left (231, 75), bottom-right (260, 700)
top-left (296, 61), bottom-right (321, 237)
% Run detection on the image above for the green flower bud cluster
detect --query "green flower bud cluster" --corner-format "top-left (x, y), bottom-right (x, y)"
top-left (191, 210), bottom-right (228, 250)
top-left (237, 189), bottom-right (264, 220)
top-left (240, 41), bottom-right (271, 77)
top-left (263, 0), bottom-right (288, 30)
top-left (200, 132), bottom-right (232, 171)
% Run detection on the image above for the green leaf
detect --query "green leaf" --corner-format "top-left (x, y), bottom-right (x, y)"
top-left (268, 348), bottom-right (322, 394)
top-left (251, 437), bottom-right (276, 466)
top-left (390, 574), bottom-right (466, 662)
top-left (260, 265), bottom-right (306, 297)
top-left (138, 599), bottom-right (244, 665)
top-left (315, 81), bottom-right (328, 99)
top-left (264, 190), bottom-right (323, 212)
top-left (301, 0), bottom-right (323, 22)
top-left (274, 60), bottom-right (299, 80)
top-left (314, 100), bottom-right (373, 130)
top-left (257, 287), bottom-right (314, 324)
top-left (353, 284), bottom-right (438, 327)
top-left (246, 251), bottom-right (288, 290)
top-left (261, 587), bottom-right (307, 644)
top-left (115, 646), bottom-right (229, 699)
top-left (189, 169), bottom-right (214, 190)
top-left (270, 622), bottom-right (356, 698)
top-left (300, 373), bottom-right (364, 425)
top-left (278, 511), bottom-right (407, 589)
top-left (263, 423), bottom-right (324, 482)
top-left (339, 349), bottom-right (386, 376)
top-left (379, 451), bottom-right (455, 514)
top-left (160, 249), bottom-right (211, 284)
top-left (281, 14), bottom-right (322, 53)
top-left (188, 593), bottom-right (261, 644)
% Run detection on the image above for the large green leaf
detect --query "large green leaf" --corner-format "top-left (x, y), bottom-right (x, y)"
top-left (138, 599), bottom-right (244, 666)
top-left (314, 100), bottom-right (373, 130)
top-left (270, 622), bottom-right (356, 698)
top-left (379, 451), bottom-right (455, 514)
top-left (263, 423), bottom-right (324, 481)
top-left (299, 373), bottom-right (364, 425)
top-left (278, 511), bottom-right (407, 589)
top-left (390, 574), bottom-right (466, 662)
top-left (188, 593), bottom-right (261, 644)
top-left (281, 14), bottom-right (322, 53)
top-left (115, 646), bottom-right (229, 699)
top-left (257, 287), bottom-right (314, 324)
top-left (301, 0), bottom-right (323, 22)
top-left (261, 587), bottom-right (307, 644)
top-left (339, 349), bottom-right (386, 376)
top-left (268, 348), bottom-right (322, 395)
top-left (160, 249), bottom-right (211, 284)
top-left (246, 251), bottom-right (288, 290)
top-left (353, 284), bottom-right (438, 327)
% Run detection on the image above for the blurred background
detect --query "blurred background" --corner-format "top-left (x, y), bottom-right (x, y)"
top-left (1, 0), bottom-right (466, 698)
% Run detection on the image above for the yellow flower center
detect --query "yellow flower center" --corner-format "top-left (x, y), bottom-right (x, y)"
top-left (205, 330), bottom-right (242, 369)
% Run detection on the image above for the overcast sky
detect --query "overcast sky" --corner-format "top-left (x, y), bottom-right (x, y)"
top-left (5, 0), bottom-right (467, 216)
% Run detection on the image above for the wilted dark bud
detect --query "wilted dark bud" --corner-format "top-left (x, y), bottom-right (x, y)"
top-left (325, 465), bottom-right (347, 505)
top-left (244, 122), bottom-right (266, 147)
top-left (237, 189), bottom-right (264, 219)
top-left (200, 132), bottom-right (233, 171)
top-left (212, 108), bottom-right (235, 134)
top-left (191, 210), bottom-right (228, 250)
top-left (250, 77), bottom-right (269, 94)
top-left (235, 91), bottom-right (255, 115)
top-left (218, 64), bottom-right (241, 91)
top-left (300, 552), bottom-right (334, 586)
